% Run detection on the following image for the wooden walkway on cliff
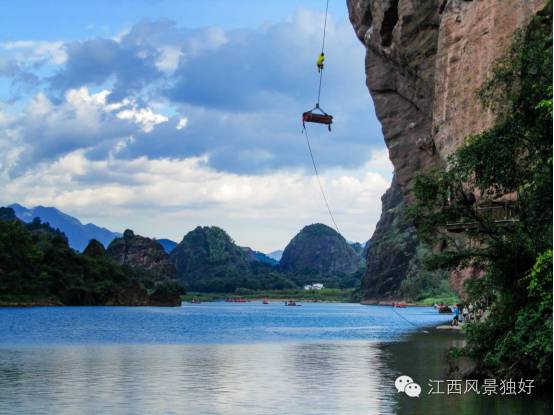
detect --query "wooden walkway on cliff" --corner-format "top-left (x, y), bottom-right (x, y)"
top-left (446, 203), bottom-right (519, 233)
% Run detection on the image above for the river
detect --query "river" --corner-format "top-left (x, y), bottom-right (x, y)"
top-left (0, 302), bottom-right (550, 414)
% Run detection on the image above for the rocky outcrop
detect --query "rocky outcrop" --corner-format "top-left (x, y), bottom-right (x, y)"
top-left (361, 176), bottom-right (419, 300)
top-left (105, 281), bottom-right (151, 306)
top-left (107, 229), bottom-right (176, 282)
top-left (280, 224), bottom-right (361, 276)
top-left (348, 0), bottom-right (545, 300)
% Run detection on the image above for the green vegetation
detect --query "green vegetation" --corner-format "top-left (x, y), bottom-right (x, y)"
top-left (398, 244), bottom-right (458, 302)
top-left (0, 207), bottom-right (165, 305)
top-left (182, 288), bottom-right (359, 303)
top-left (407, 5), bottom-right (552, 388)
top-left (416, 295), bottom-right (460, 307)
top-left (279, 223), bottom-right (364, 288)
top-left (170, 225), bottom-right (364, 293)
top-left (1, 213), bottom-right (362, 304)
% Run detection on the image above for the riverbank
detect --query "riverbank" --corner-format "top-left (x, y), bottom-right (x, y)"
top-left (182, 288), bottom-right (359, 303)
top-left (361, 294), bottom-right (460, 307)
top-left (383, 327), bottom-right (552, 414)
top-left (0, 295), bottom-right (63, 307)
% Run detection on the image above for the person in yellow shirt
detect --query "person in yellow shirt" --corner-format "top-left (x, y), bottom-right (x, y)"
top-left (317, 52), bottom-right (325, 72)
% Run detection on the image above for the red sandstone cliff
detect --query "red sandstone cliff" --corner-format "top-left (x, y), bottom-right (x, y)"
top-left (348, 0), bottom-right (546, 300)
top-left (348, 0), bottom-right (545, 199)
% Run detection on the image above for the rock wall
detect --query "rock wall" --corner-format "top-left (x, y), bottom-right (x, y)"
top-left (361, 176), bottom-right (419, 301)
top-left (348, 0), bottom-right (545, 299)
top-left (348, 0), bottom-right (545, 198)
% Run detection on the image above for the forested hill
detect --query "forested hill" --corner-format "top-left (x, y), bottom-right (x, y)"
top-left (0, 207), bottom-right (181, 306)
top-left (280, 224), bottom-right (363, 275)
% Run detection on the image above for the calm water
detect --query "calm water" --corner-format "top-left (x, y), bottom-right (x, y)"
top-left (0, 303), bottom-right (550, 414)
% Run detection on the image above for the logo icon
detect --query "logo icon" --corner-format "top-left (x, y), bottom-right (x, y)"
top-left (394, 375), bottom-right (421, 398)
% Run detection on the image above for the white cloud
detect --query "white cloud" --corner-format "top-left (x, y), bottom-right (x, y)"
top-left (1, 151), bottom-right (390, 251)
top-left (176, 117), bottom-right (188, 130)
top-left (363, 148), bottom-right (393, 178)
top-left (0, 12), bottom-right (389, 252)
top-left (1, 40), bottom-right (67, 65)
top-left (65, 87), bottom-right (169, 133)
top-left (156, 46), bottom-right (183, 71)
top-left (116, 107), bottom-right (168, 133)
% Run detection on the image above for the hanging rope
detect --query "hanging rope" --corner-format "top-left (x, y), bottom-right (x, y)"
top-left (317, 64), bottom-right (325, 107)
top-left (316, 0), bottom-right (330, 107)
top-left (321, 0), bottom-right (329, 53)
top-left (390, 306), bottom-right (430, 334)
top-left (302, 126), bottom-right (340, 234)
top-left (300, 0), bottom-right (340, 234)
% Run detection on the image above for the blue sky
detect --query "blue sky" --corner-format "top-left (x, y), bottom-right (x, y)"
top-left (0, 0), bottom-right (391, 251)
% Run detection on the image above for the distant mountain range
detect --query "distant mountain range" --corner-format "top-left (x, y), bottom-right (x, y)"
top-left (6, 205), bottom-right (366, 289)
top-left (9, 204), bottom-right (121, 252)
top-left (157, 238), bottom-right (178, 254)
top-left (267, 250), bottom-right (284, 261)
top-left (241, 247), bottom-right (279, 265)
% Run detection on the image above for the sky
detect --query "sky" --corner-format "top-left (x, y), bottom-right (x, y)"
top-left (0, 0), bottom-right (391, 252)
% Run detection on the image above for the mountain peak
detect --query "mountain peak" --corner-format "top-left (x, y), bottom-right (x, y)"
top-left (9, 203), bottom-right (120, 251)
top-left (280, 223), bottom-right (360, 276)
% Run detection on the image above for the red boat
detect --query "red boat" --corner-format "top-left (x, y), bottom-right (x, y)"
top-left (393, 302), bottom-right (407, 308)
top-left (262, 298), bottom-right (269, 304)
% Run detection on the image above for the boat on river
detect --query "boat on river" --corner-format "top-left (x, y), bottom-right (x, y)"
top-left (285, 301), bottom-right (301, 306)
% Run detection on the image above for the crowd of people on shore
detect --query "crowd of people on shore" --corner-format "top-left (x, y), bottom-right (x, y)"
top-left (434, 302), bottom-right (488, 326)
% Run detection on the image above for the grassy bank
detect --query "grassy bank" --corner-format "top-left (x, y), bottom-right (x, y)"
top-left (416, 294), bottom-right (460, 307)
top-left (0, 294), bottom-right (63, 307)
top-left (182, 288), bottom-right (359, 303)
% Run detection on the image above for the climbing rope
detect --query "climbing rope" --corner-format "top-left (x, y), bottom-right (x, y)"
top-left (301, 0), bottom-right (341, 235)
top-left (316, 0), bottom-right (330, 107)
top-left (321, 0), bottom-right (329, 53)
top-left (316, 64), bottom-right (325, 107)
top-left (302, 126), bottom-right (340, 234)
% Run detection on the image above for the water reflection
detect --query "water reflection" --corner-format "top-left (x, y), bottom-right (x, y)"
top-left (1, 305), bottom-right (549, 414)
top-left (383, 330), bottom-right (552, 415)
top-left (0, 342), bottom-right (395, 415)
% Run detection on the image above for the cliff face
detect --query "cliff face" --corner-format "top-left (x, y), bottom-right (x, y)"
top-left (361, 176), bottom-right (418, 300)
top-left (348, 0), bottom-right (545, 300)
top-left (348, 0), bottom-right (544, 198)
